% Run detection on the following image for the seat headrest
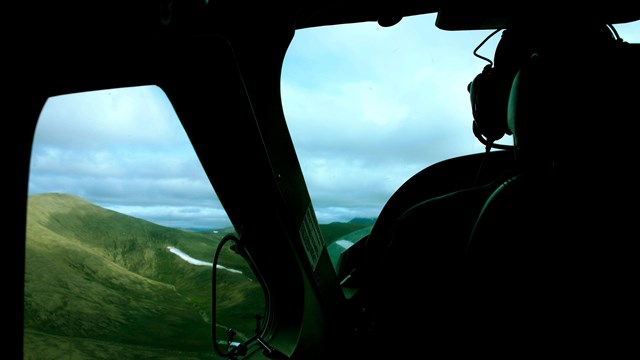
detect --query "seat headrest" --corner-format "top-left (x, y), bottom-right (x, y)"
top-left (505, 26), bottom-right (632, 168)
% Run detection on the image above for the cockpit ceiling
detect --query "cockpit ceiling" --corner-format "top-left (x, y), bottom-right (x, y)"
top-left (294, 1), bottom-right (640, 30)
top-left (16, 1), bottom-right (640, 38)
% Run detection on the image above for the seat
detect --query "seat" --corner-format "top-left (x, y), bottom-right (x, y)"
top-left (340, 150), bottom-right (516, 282)
top-left (341, 151), bottom-right (516, 359)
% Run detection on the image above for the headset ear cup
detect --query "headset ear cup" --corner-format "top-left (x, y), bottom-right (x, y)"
top-left (508, 53), bottom-right (555, 163)
top-left (469, 66), bottom-right (510, 143)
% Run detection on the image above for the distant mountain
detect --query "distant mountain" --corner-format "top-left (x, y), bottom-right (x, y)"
top-left (24, 193), bottom-right (262, 359)
top-left (348, 217), bottom-right (377, 225)
top-left (319, 221), bottom-right (372, 245)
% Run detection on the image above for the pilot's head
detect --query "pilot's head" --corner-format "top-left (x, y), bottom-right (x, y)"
top-left (469, 21), bottom-right (618, 160)
top-left (502, 22), bottom-right (620, 167)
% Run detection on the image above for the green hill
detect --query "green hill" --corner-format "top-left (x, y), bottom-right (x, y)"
top-left (24, 193), bottom-right (262, 359)
top-left (24, 193), bottom-right (376, 359)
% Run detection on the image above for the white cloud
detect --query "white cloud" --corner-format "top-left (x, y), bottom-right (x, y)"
top-left (35, 86), bottom-right (188, 150)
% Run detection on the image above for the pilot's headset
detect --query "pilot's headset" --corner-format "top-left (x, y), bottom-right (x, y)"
top-left (467, 28), bottom-right (538, 151)
top-left (468, 24), bottom-right (621, 152)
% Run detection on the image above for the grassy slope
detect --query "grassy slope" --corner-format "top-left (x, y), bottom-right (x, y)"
top-left (24, 329), bottom-right (213, 360)
top-left (24, 193), bottom-right (261, 359)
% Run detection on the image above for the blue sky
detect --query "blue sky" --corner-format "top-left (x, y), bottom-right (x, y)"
top-left (28, 14), bottom-right (640, 229)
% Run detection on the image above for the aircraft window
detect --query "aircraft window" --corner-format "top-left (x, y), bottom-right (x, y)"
top-left (281, 13), bottom-right (501, 256)
top-left (25, 85), bottom-right (264, 359)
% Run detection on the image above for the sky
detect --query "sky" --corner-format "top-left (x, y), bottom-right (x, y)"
top-left (28, 13), bottom-right (640, 230)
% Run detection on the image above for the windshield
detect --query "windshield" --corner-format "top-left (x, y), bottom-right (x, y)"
top-left (282, 13), bottom-right (499, 225)
top-left (282, 14), bottom-right (640, 227)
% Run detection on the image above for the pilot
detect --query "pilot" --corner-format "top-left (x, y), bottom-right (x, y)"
top-left (358, 20), bottom-right (635, 358)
